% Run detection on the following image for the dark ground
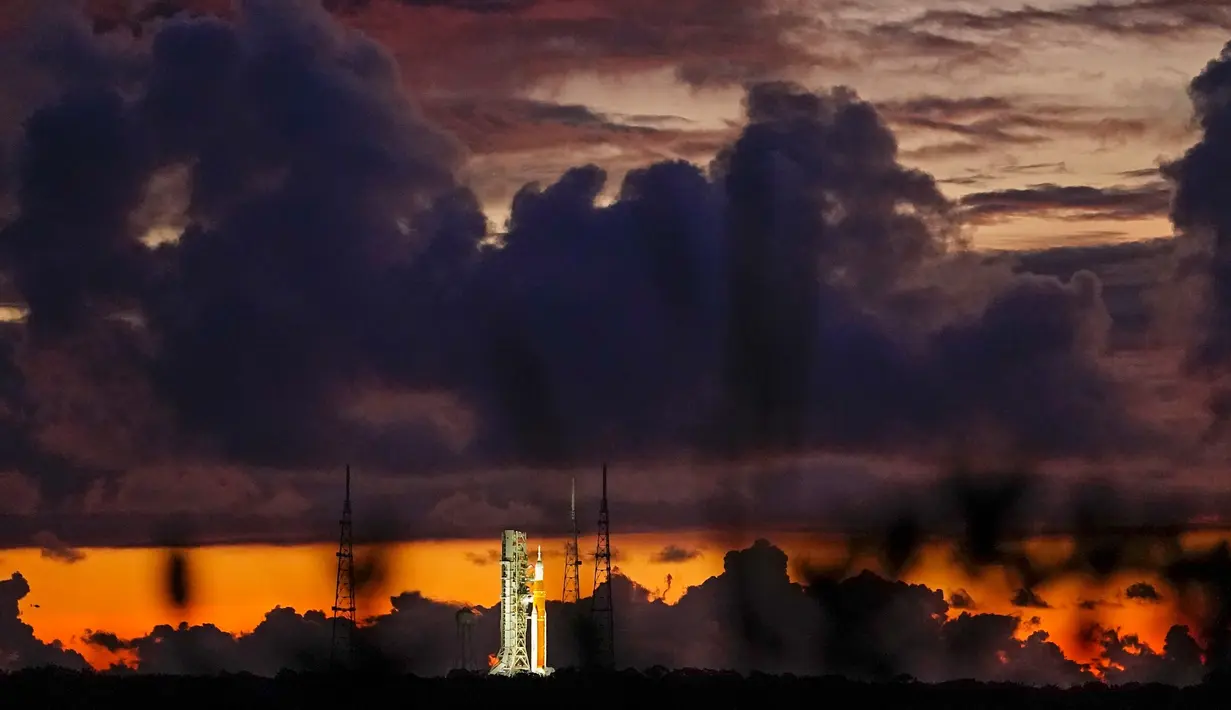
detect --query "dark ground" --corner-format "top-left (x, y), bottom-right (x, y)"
top-left (3, 668), bottom-right (1230, 709)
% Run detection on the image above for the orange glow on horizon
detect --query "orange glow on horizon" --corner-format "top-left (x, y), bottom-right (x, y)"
top-left (4, 530), bottom-right (1226, 671)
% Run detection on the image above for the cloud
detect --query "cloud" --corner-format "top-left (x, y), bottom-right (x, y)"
top-left (884, 1), bottom-right (1231, 42)
top-left (68, 0), bottom-right (823, 92)
top-left (1165, 39), bottom-right (1231, 443)
top-left (62, 539), bottom-right (1210, 685)
top-left (420, 96), bottom-right (732, 161)
top-left (32, 530), bottom-right (84, 563)
top-left (843, 24), bottom-right (1010, 70)
top-left (464, 549), bottom-right (500, 566)
top-left (959, 183), bottom-right (1173, 224)
top-left (1098, 625), bottom-right (1205, 685)
top-left (882, 95), bottom-right (1163, 162)
top-left (0, 571), bottom-right (89, 671)
top-left (4, 3), bottom-right (1152, 469)
top-left (84, 606), bottom-right (334, 675)
top-left (651, 545), bottom-right (701, 564)
top-left (1125, 581), bottom-right (1162, 602)
top-left (0, 0), bottom-right (1201, 550)
top-left (949, 589), bottom-right (976, 610)
top-left (1010, 588), bottom-right (1052, 609)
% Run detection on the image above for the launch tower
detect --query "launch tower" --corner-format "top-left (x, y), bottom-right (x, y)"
top-left (490, 530), bottom-right (531, 675)
top-left (563, 477), bottom-right (581, 603)
top-left (330, 465), bottom-right (356, 669)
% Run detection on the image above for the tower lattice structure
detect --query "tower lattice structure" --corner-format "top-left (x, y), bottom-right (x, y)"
top-left (563, 477), bottom-right (581, 603)
top-left (330, 465), bottom-right (356, 669)
top-left (591, 463), bottom-right (615, 670)
top-left (491, 530), bottom-right (531, 675)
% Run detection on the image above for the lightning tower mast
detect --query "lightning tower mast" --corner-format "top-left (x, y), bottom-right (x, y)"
top-left (563, 477), bottom-right (581, 603)
top-left (330, 465), bottom-right (356, 669)
top-left (591, 463), bottom-right (615, 670)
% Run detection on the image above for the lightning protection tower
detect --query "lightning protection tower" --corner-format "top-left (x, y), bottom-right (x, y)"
top-left (591, 463), bottom-right (615, 670)
top-left (490, 530), bottom-right (531, 675)
top-left (563, 477), bottom-right (582, 603)
top-left (330, 465), bottom-right (356, 670)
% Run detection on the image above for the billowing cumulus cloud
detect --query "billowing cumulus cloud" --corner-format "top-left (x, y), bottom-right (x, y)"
top-left (0, 571), bottom-right (89, 670)
top-left (1098, 625), bottom-right (1206, 686)
top-left (0, 0), bottom-right (1228, 560)
top-left (0, 0), bottom-right (1158, 527)
top-left (1164, 40), bottom-right (1231, 445)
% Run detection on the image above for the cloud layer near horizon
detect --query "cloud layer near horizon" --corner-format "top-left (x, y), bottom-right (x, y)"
top-left (0, 539), bottom-right (1207, 685)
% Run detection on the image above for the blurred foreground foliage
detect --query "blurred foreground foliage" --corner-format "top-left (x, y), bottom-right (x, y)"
top-left (3, 666), bottom-right (1231, 709)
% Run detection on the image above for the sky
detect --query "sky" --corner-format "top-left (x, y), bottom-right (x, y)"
top-left (3, 0), bottom-right (1231, 681)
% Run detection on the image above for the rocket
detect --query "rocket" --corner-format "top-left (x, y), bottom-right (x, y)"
top-left (530, 545), bottom-right (548, 673)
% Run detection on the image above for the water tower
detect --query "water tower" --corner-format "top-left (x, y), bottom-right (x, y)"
top-left (456, 606), bottom-right (480, 671)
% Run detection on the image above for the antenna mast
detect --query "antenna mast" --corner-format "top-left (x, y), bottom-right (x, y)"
top-left (563, 477), bottom-right (581, 603)
top-left (330, 465), bottom-right (356, 669)
top-left (591, 463), bottom-right (615, 670)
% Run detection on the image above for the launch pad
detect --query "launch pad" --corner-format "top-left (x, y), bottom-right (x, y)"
top-left (489, 530), bottom-right (553, 676)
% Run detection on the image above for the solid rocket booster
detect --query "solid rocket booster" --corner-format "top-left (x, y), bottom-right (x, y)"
top-left (530, 545), bottom-right (547, 673)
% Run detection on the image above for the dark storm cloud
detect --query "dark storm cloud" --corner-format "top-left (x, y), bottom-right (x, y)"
top-left (65, 540), bottom-right (1122, 683)
top-left (1125, 581), bottom-right (1162, 602)
top-left (0, 323), bottom-right (129, 505)
top-left (959, 183), bottom-right (1173, 224)
top-left (4, 88), bottom-right (152, 335)
top-left (466, 81), bottom-right (1145, 464)
top-left (2, 0), bottom-right (469, 474)
top-left (0, 0), bottom-right (1175, 544)
top-left (0, 572), bottom-right (89, 671)
top-left (1165, 39), bottom-right (1231, 441)
top-left (1013, 237), bottom-right (1175, 278)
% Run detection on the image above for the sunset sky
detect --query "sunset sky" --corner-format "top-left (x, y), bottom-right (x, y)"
top-left (3, 531), bottom-right (1208, 671)
top-left (3, 0), bottom-right (1231, 680)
